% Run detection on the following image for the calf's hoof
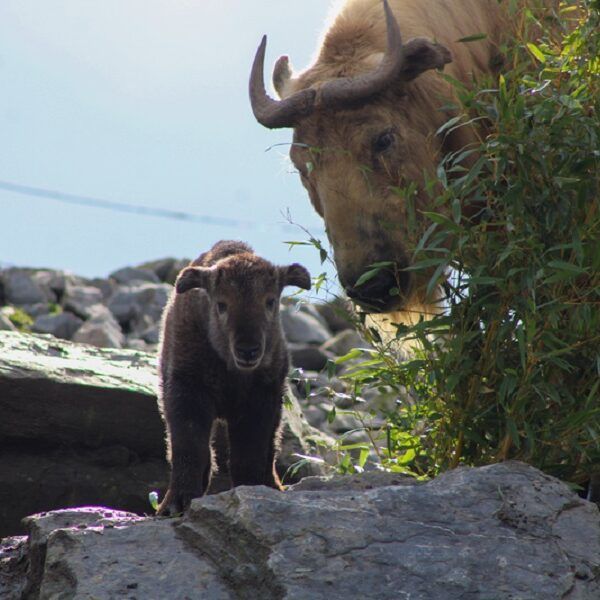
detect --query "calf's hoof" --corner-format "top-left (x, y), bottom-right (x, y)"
top-left (156, 488), bottom-right (200, 516)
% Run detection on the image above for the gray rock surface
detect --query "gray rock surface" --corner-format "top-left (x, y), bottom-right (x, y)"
top-left (107, 282), bottom-right (171, 334)
top-left (0, 313), bottom-right (16, 331)
top-left (288, 343), bottom-right (333, 372)
top-left (0, 330), bottom-right (331, 538)
top-left (109, 266), bottom-right (160, 285)
top-left (0, 269), bottom-right (54, 305)
top-left (0, 330), bottom-right (166, 538)
top-left (313, 299), bottom-right (354, 333)
top-left (71, 304), bottom-right (124, 348)
top-left (31, 311), bottom-right (83, 340)
top-left (281, 307), bottom-right (331, 344)
top-left (2, 463), bottom-right (598, 599)
top-left (139, 257), bottom-right (190, 284)
top-left (321, 329), bottom-right (370, 357)
top-left (61, 283), bottom-right (104, 318)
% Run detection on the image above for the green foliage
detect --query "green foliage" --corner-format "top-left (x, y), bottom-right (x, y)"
top-left (299, 2), bottom-right (599, 487)
top-left (408, 2), bottom-right (600, 485)
top-left (6, 307), bottom-right (34, 331)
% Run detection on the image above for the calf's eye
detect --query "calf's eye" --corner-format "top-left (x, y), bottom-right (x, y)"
top-left (216, 302), bottom-right (227, 315)
top-left (372, 130), bottom-right (395, 154)
top-left (266, 298), bottom-right (276, 311)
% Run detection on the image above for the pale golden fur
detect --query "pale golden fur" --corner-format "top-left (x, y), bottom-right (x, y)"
top-left (274, 0), bottom-right (561, 332)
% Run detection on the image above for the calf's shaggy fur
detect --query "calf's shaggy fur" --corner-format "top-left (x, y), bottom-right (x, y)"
top-left (157, 240), bottom-right (311, 514)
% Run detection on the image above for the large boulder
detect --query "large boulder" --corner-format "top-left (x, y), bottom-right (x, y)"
top-left (71, 304), bottom-right (124, 348)
top-left (60, 283), bottom-right (104, 319)
top-left (31, 311), bottom-right (83, 340)
top-left (109, 266), bottom-right (160, 285)
top-left (0, 330), bottom-right (165, 539)
top-left (107, 282), bottom-right (171, 335)
top-left (1, 463), bottom-right (598, 599)
top-left (281, 306), bottom-right (332, 345)
top-left (0, 331), bottom-right (331, 538)
top-left (0, 269), bottom-right (55, 306)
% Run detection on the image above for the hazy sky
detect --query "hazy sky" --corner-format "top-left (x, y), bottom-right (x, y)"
top-left (0, 1), bottom-right (341, 292)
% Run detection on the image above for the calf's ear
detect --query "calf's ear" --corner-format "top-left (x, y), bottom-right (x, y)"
top-left (175, 266), bottom-right (214, 294)
top-left (280, 263), bottom-right (311, 290)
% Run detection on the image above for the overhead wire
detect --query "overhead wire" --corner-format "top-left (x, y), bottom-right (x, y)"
top-left (0, 179), bottom-right (312, 233)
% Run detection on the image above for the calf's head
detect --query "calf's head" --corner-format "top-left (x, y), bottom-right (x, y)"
top-left (176, 255), bottom-right (310, 371)
top-left (249, 0), bottom-right (455, 312)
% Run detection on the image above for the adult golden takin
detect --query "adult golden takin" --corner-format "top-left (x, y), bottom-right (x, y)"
top-left (250, 0), bottom-right (560, 326)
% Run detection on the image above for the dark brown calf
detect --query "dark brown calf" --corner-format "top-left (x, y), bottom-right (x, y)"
top-left (157, 240), bottom-right (310, 515)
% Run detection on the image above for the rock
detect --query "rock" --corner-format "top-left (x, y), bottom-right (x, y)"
top-left (0, 535), bottom-right (27, 599)
top-left (313, 299), bottom-right (355, 333)
top-left (0, 331), bottom-right (329, 538)
top-left (0, 269), bottom-right (54, 305)
top-left (62, 283), bottom-right (104, 318)
top-left (31, 311), bottom-right (83, 340)
top-left (18, 303), bottom-right (51, 318)
top-left (281, 307), bottom-right (331, 344)
top-left (72, 304), bottom-right (124, 348)
top-left (289, 470), bottom-right (415, 491)
top-left (140, 322), bottom-right (160, 344)
top-left (0, 447), bottom-right (167, 550)
top-left (124, 337), bottom-right (151, 351)
top-left (296, 302), bottom-right (331, 328)
top-left (0, 330), bottom-right (165, 537)
top-left (302, 404), bottom-right (327, 429)
top-left (107, 282), bottom-right (171, 334)
top-left (3, 463), bottom-right (599, 599)
top-left (288, 343), bottom-right (333, 371)
top-left (0, 332), bottom-right (161, 450)
top-left (321, 329), bottom-right (370, 357)
top-left (32, 270), bottom-right (84, 302)
top-left (0, 313), bottom-right (16, 331)
top-left (139, 257), bottom-right (190, 284)
top-left (328, 411), bottom-right (365, 434)
top-left (87, 277), bottom-right (117, 301)
top-left (109, 266), bottom-right (160, 285)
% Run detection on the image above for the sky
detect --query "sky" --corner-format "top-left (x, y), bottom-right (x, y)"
top-left (0, 1), bottom-right (341, 294)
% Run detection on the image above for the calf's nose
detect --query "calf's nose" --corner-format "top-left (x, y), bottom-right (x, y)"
top-left (234, 342), bottom-right (262, 363)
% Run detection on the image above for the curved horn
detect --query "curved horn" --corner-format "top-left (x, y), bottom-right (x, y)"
top-left (318, 0), bottom-right (405, 107)
top-left (249, 36), bottom-right (316, 129)
top-left (249, 0), bottom-right (451, 128)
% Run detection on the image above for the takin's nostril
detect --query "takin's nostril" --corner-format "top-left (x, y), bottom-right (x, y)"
top-left (344, 267), bottom-right (413, 313)
top-left (234, 343), bottom-right (261, 363)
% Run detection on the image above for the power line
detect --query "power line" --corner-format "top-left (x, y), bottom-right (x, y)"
top-left (0, 179), bottom-right (297, 231)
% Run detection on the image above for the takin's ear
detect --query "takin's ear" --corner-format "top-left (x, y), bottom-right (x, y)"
top-left (280, 263), bottom-right (311, 291)
top-left (272, 55), bottom-right (293, 98)
top-left (398, 37), bottom-right (452, 83)
top-left (175, 266), bottom-right (215, 294)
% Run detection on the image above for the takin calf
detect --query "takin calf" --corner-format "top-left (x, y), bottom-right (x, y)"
top-left (157, 240), bottom-right (311, 515)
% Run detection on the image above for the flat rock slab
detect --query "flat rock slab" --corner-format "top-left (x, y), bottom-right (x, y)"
top-left (3, 463), bottom-right (599, 599)
top-left (0, 331), bottom-right (331, 538)
top-left (0, 330), bottom-right (162, 455)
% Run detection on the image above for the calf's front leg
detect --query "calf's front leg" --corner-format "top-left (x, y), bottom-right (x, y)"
top-left (158, 381), bottom-right (214, 515)
top-left (227, 403), bottom-right (283, 490)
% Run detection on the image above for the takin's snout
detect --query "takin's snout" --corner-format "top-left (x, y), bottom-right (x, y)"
top-left (342, 263), bottom-right (413, 313)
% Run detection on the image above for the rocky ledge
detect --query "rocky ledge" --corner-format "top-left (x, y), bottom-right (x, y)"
top-left (0, 260), bottom-right (383, 440)
top-left (1, 463), bottom-right (599, 599)
top-left (0, 331), bottom-right (333, 539)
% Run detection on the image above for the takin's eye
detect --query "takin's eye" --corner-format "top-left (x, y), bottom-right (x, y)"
top-left (372, 129), bottom-right (396, 155)
top-left (216, 301), bottom-right (228, 315)
top-left (265, 297), bottom-right (276, 311)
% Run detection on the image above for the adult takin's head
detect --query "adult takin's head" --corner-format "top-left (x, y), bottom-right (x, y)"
top-left (175, 251), bottom-right (310, 371)
top-left (249, 0), bottom-right (505, 313)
